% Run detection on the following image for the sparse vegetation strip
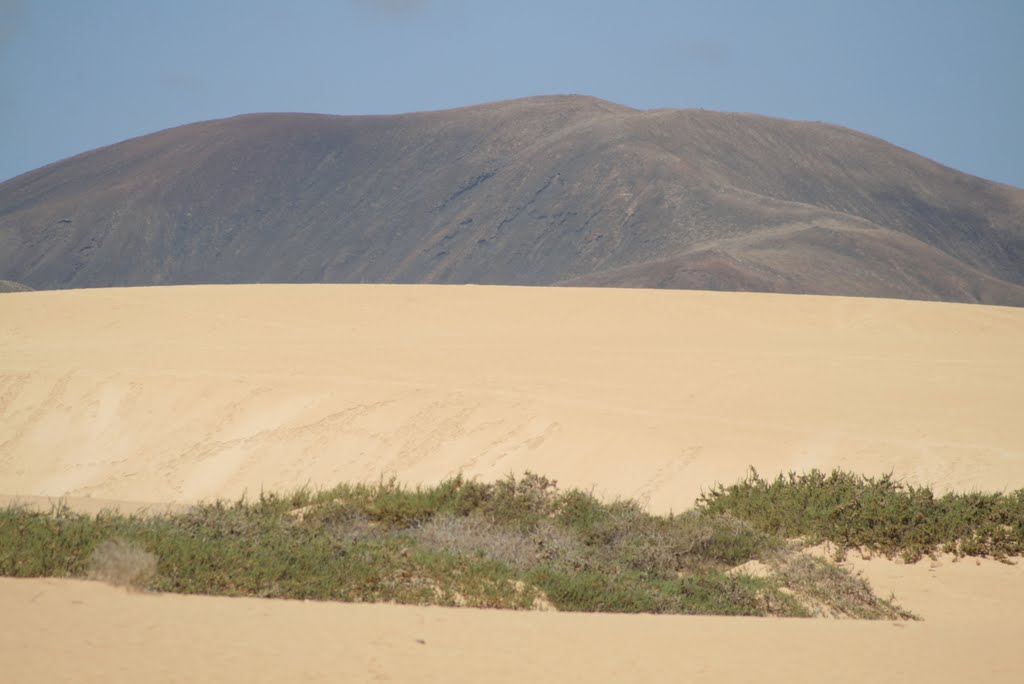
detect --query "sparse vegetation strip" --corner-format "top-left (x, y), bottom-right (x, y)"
top-left (7, 470), bottom-right (988, 619)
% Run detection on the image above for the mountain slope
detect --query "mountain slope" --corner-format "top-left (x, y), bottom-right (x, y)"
top-left (1, 95), bottom-right (1021, 304)
top-left (0, 279), bottom-right (32, 293)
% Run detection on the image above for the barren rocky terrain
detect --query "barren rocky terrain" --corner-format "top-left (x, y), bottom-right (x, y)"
top-left (2, 96), bottom-right (1021, 303)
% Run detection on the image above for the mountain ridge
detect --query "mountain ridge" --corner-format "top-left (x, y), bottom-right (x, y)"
top-left (1, 95), bottom-right (1021, 304)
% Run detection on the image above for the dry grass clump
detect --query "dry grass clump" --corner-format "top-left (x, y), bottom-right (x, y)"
top-left (767, 553), bottom-right (915, 620)
top-left (413, 513), bottom-right (587, 572)
top-left (87, 538), bottom-right (158, 590)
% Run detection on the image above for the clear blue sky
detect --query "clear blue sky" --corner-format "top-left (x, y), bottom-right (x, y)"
top-left (2, 0), bottom-right (1022, 187)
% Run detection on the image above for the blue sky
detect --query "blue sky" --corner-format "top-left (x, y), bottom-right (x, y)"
top-left (2, 0), bottom-right (1022, 187)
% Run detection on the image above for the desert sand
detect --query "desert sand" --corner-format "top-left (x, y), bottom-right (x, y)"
top-left (2, 284), bottom-right (1023, 682)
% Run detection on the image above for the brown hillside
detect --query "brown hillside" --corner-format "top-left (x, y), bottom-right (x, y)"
top-left (1, 95), bottom-right (1021, 303)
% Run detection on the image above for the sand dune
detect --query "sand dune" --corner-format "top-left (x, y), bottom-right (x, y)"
top-left (3, 553), bottom-right (1022, 683)
top-left (2, 284), bottom-right (1023, 682)
top-left (2, 285), bottom-right (1022, 510)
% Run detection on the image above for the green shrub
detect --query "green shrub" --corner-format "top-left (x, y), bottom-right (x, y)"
top-left (697, 468), bottom-right (1024, 561)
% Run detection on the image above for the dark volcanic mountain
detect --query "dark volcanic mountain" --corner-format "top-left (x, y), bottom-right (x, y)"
top-left (1, 95), bottom-right (1022, 304)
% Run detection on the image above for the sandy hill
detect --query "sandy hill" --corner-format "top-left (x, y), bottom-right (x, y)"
top-left (1, 283), bottom-right (1023, 683)
top-left (1, 95), bottom-right (1022, 304)
top-left (2, 284), bottom-right (1021, 509)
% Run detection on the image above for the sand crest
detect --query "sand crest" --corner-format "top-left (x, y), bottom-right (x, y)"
top-left (2, 285), bottom-right (1021, 510)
